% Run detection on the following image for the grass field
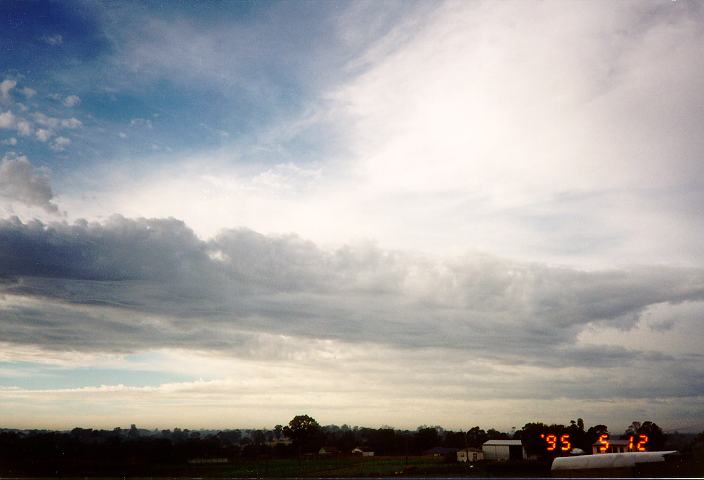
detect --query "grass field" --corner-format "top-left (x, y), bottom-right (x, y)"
top-left (178, 456), bottom-right (548, 477)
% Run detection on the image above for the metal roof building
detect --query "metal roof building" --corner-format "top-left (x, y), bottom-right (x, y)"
top-left (482, 439), bottom-right (526, 461)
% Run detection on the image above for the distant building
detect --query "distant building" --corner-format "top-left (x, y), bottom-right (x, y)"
top-left (457, 447), bottom-right (484, 463)
top-left (267, 437), bottom-right (293, 447)
top-left (352, 446), bottom-right (375, 456)
top-left (318, 446), bottom-right (340, 455)
top-left (592, 439), bottom-right (632, 454)
top-left (482, 439), bottom-right (526, 461)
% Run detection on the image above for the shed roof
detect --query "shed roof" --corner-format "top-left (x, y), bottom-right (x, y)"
top-left (591, 438), bottom-right (630, 446)
top-left (483, 439), bottom-right (523, 446)
top-left (551, 451), bottom-right (678, 471)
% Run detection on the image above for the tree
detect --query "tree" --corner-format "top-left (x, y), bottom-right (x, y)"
top-left (274, 425), bottom-right (283, 440)
top-left (625, 420), bottom-right (666, 450)
top-left (283, 414), bottom-right (322, 462)
top-left (513, 423), bottom-right (549, 457)
top-left (251, 430), bottom-right (265, 446)
top-left (466, 426), bottom-right (488, 448)
top-left (567, 418), bottom-right (588, 452)
top-left (586, 424), bottom-right (609, 451)
top-left (486, 428), bottom-right (510, 440)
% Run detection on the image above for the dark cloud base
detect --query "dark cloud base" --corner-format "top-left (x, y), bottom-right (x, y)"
top-left (1, 215), bottom-right (704, 389)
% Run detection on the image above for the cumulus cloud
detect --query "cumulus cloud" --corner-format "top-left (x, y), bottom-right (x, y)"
top-left (0, 111), bottom-right (15, 129)
top-left (0, 154), bottom-right (59, 213)
top-left (0, 79), bottom-right (16, 102)
top-left (61, 117), bottom-right (82, 129)
top-left (63, 95), bottom-right (80, 107)
top-left (33, 112), bottom-right (60, 128)
top-left (1, 137), bottom-right (17, 146)
top-left (35, 128), bottom-right (53, 142)
top-left (32, 113), bottom-right (81, 131)
top-left (50, 136), bottom-right (70, 151)
top-left (0, 112), bottom-right (33, 137)
top-left (19, 87), bottom-right (36, 98)
top-left (16, 119), bottom-right (32, 136)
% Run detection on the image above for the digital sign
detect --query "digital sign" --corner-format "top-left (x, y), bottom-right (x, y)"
top-left (596, 433), bottom-right (649, 452)
top-left (540, 433), bottom-right (649, 453)
top-left (540, 433), bottom-right (571, 451)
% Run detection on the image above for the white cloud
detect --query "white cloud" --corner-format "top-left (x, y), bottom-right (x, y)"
top-left (0, 153), bottom-right (59, 213)
top-left (0, 79), bottom-right (16, 102)
top-left (33, 112), bottom-right (60, 128)
top-left (0, 111), bottom-right (15, 129)
top-left (3, 0), bottom-right (704, 430)
top-left (60, 117), bottom-right (82, 129)
top-left (63, 95), bottom-right (81, 107)
top-left (19, 87), bottom-right (36, 98)
top-left (35, 128), bottom-right (53, 142)
top-left (50, 136), bottom-right (71, 151)
top-left (60, 2), bottom-right (704, 271)
top-left (1, 137), bottom-right (17, 146)
top-left (16, 119), bottom-right (32, 136)
top-left (130, 117), bottom-right (153, 129)
top-left (0, 346), bottom-right (700, 431)
top-left (41, 34), bottom-right (63, 46)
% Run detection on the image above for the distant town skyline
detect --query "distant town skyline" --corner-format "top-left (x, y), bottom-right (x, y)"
top-left (1, 0), bottom-right (703, 432)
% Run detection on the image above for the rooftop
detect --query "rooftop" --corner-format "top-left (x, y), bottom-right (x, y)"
top-left (483, 439), bottom-right (523, 446)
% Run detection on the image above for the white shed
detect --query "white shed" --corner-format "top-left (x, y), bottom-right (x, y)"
top-left (482, 439), bottom-right (526, 461)
top-left (351, 447), bottom-right (375, 457)
top-left (457, 447), bottom-right (483, 463)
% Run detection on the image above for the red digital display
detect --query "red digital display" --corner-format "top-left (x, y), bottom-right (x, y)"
top-left (596, 433), bottom-right (648, 452)
top-left (540, 433), bottom-right (571, 451)
top-left (541, 433), bottom-right (649, 453)
top-left (598, 433), bottom-right (609, 452)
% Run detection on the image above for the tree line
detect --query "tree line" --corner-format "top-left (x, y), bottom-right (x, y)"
top-left (0, 416), bottom-right (701, 475)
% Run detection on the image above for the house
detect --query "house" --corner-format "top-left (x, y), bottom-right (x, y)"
top-left (592, 439), bottom-right (632, 454)
top-left (318, 446), bottom-right (340, 455)
top-left (267, 437), bottom-right (293, 447)
top-left (351, 446), bottom-right (375, 457)
top-left (423, 446), bottom-right (459, 457)
top-left (482, 439), bottom-right (527, 461)
top-left (457, 447), bottom-right (483, 463)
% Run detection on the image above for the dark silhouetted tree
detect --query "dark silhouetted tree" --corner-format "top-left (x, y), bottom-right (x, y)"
top-left (486, 428), bottom-right (510, 440)
top-left (625, 420), bottom-right (666, 450)
top-left (466, 426), bottom-right (488, 448)
top-left (283, 414), bottom-right (321, 463)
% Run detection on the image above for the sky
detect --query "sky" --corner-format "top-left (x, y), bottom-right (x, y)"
top-left (1, 0), bottom-right (704, 433)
